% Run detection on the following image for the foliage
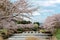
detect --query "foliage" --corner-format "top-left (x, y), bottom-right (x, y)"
top-left (55, 29), bottom-right (60, 40)
top-left (0, 29), bottom-right (8, 35)
top-left (0, 29), bottom-right (9, 39)
top-left (34, 22), bottom-right (40, 26)
top-left (16, 20), bottom-right (32, 24)
top-left (39, 29), bottom-right (46, 33)
top-left (17, 28), bottom-right (24, 33)
top-left (32, 24), bottom-right (39, 31)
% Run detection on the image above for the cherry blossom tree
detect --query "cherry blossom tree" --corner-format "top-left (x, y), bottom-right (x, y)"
top-left (43, 14), bottom-right (60, 33)
top-left (0, 0), bottom-right (38, 29)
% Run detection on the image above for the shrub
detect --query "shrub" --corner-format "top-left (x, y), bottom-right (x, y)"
top-left (32, 24), bottom-right (39, 31)
top-left (0, 29), bottom-right (9, 39)
top-left (17, 28), bottom-right (24, 33)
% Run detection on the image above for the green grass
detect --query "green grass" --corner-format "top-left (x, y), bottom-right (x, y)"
top-left (0, 29), bottom-right (8, 35)
top-left (55, 29), bottom-right (60, 40)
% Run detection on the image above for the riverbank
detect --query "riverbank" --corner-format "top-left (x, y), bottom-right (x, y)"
top-left (0, 36), bottom-right (3, 40)
top-left (52, 36), bottom-right (57, 40)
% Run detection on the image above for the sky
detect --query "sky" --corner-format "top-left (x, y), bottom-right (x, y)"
top-left (11, 0), bottom-right (60, 23)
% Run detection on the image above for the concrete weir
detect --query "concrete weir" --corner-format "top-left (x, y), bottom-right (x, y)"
top-left (7, 31), bottom-right (52, 40)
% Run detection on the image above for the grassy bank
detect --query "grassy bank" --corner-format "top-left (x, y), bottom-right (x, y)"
top-left (55, 29), bottom-right (60, 40)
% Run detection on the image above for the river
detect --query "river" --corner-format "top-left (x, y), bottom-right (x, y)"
top-left (7, 31), bottom-right (52, 40)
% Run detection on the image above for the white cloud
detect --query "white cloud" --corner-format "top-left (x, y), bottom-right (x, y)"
top-left (23, 17), bottom-right (31, 21)
top-left (30, 0), bottom-right (60, 6)
top-left (40, 10), bottom-right (54, 13)
top-left (32, 11), bottom-right (40, 16)
top-left (32, 9), bottom-right (54, 16)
